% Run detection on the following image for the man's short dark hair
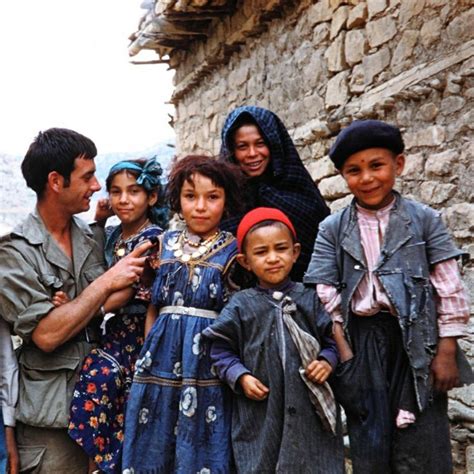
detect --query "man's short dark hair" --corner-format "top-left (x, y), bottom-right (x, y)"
top-left (21, 128), bottom-right (97, 198)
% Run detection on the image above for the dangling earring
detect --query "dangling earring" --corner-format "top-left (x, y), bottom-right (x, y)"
top-left (178, 212), bottom-right (184, 220)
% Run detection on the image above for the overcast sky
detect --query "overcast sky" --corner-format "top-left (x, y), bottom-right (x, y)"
top-left (0, 0), bottom-right (174, 156)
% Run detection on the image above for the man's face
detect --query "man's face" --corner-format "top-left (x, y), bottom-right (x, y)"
top-left (59, 155), bottom-right (101, 214)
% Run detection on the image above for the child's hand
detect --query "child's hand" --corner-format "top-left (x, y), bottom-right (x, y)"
top-left (430, 337), bottom-right (460, 392)
top-left (52, 291), bottom-right (70, 307)
top-left (239, 374), bottom-right (269, 401)
top-left (95, 198), bottom-right (114, 225)
top-left (306, 359), bottom-right (332, 384)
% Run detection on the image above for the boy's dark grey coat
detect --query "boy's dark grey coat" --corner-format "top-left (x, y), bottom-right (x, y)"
top-left (305, 192), bottom-right (469, 411)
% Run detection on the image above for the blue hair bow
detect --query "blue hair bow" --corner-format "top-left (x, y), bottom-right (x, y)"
top-left (108, 158), bottom-right (163, 192)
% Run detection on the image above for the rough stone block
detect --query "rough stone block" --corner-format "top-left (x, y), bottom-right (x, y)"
top-left (443, 203), bottom-right (474, 239)
top-left (330, 0), bottom-right (347, 11)
top-left (345, 29), bottom-right (368, 65)
top-left (349, 64), bottom-right (365, 93)
top-left (401, 152), bottom-right (425, 179)
top-left (325, 71), bottom-right (350, 108)
top-left (308, 0), bottom-right (333, 25)
top-left (367, 0), bottom-right (387, 18)
top-left (391, 30), bottom-right (419, 74)
top-left (399, 0), bottom-right (425, 24)
top-left (447, 8), bottom-right (474, 45)
top-left (425, 149), bottom-right (459, 177)
top-left (303, 92), bottom-right (325, 118)
top-left (303, 51), bottom-right (325, 89)
top-left (440, 96), bottom-right (466, 115)
top-left (319, 174), bottom-right (349, 199)
top-left (307, 156), bottom-right (337, 183)
top-left (228, 63), bottom-right (249, 88)
top-left (417, 103), bottom-right (439, 122)
top-left (313, 23), bottom-right (330, 45)
top-left (330, 6), bottom-right (350, 39)
top-left (467, 444), bottom-right (474, 474)
top-left (420, 17), bottom-right (442, 47)
top-left (329, 194), bottom-right (353, 212)
top-left (325, 32), bottom-right (347, 72)
top-left (347, 2), bottom-right (368, 28)
top-left (464, 87), bottom-right (474, 99)
top-left (366, 16), bottom-right (397, 47)
top-left (362, 46), bottom-right (390, 85)
top-left (404, 126), bottom-right (446, 148)
top-left (420, 182), bottom-right (456, 204)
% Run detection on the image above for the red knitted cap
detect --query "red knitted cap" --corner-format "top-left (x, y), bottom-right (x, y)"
top-left (236, 207), bottom-right (297, 252)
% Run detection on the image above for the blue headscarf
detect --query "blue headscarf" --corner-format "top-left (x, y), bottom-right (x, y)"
top-left (107, 157), bottom-right (169, 229)
top-left (220, 106), bottom-right (330, 281)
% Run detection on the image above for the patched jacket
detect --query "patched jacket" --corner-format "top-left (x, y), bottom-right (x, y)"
top-left (0, 209), bottom-right (105, 428)
top-left (304, 192), bottom-right (465, 411)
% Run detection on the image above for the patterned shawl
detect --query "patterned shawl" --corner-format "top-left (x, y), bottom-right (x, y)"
top-left (219, 106), bottom-right (330, 280)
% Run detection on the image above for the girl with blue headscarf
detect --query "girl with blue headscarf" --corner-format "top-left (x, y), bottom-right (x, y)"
top-left (65, 158), bottom-right (166, 473)
top-left (220, 106), bottom-right (330, 281)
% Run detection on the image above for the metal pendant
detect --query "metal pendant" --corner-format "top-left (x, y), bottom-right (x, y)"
top-left (116, 247), bottom-right (126, 257)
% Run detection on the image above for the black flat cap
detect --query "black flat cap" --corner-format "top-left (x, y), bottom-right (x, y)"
top-left (329, 120), bottom-right (405, 169)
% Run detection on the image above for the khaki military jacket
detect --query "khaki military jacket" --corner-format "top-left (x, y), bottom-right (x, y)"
top-left (0, 208), bottom-right (105, 428)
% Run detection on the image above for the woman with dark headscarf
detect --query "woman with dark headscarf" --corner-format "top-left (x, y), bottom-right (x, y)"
top-left (220, 106), bottom-right (330, 280)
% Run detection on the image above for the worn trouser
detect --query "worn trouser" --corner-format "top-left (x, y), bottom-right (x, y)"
top-left (16, 423), bottom-right (88, 473)
top-left (0, 412), bottom-right (6, 474)
top-left (332, 312), bottom-right (452, 474)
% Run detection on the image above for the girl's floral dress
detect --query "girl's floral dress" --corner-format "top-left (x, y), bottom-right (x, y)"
top-left (68, 224), bottom-right (162, 473)
top-left (122, 229), bottom-right (236, 474)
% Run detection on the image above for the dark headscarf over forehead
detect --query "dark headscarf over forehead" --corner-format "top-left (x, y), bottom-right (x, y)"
top-left (221, 105), bottom-right (299, 177)
top-left (220, 106), bottom-right (330, 281)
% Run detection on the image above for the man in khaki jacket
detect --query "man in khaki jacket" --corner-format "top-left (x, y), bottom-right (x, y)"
top-left (0, 128), bottom-right (151, 473)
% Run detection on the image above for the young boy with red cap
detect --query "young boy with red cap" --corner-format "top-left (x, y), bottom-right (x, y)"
top-left (203, 207), bottom-right (344, 474)
top-left (304, 119), bottom-right (471, 473)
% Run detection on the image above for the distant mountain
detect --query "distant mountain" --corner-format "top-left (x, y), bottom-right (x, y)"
top-left (94, 141), bottom-right (176, 184)
top-left (0, 141), bottom-right (176, 234)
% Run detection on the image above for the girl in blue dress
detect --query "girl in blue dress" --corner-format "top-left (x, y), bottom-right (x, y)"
top-left (63, 158), bottom-right (166, 473)
top-left (123, 155), bottom-right (244, 474)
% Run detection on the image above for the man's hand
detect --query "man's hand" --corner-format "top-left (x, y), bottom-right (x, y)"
top-left (101, 241), bottom-right (154, 293)
top-left (5, 426), bottom-right (19, 474)
top-left (306, 359), bottom-right (333, 384)
top-left (239, 374), bottom-right (269, 401)
top-left (431, 337), bottom-right (460, 392)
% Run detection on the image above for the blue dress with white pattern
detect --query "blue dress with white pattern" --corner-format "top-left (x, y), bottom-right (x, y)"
top-left (123, 230), bottom-right (236, 474)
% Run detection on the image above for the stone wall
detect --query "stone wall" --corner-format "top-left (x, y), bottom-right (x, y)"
top-left (164, 0), bottom-right (474, 470)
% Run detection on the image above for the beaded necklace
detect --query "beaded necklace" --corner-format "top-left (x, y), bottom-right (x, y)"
top-left (114, 219), bottom-right (151, 258)
top-left (171, 229), bottom-right (220, 262)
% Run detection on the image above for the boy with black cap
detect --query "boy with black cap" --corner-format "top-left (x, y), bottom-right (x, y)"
top-left (304, 120), bottom-right (471, 473)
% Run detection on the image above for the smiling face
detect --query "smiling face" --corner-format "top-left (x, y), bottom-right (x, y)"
top-left (180, 173), bottom-right (226, 239)
top-left (58, 155), bottom-right (101, 214)
top-left (233, 124), bottom-right (271, 178)
top-left (237, 223), bottom-right (301, 289)
top-left (109, 170), bottom-right (157, 235)
top-left (341, 148), bottom-right (405, 210)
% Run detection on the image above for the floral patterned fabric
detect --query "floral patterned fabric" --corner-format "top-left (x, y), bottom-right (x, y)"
top-left (68, 224), bottom-right (162, 473)
top-left (122, 230), bottom-right (237, 474)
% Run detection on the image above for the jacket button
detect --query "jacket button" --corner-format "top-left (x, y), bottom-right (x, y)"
top-left (288, 406), bottom-right (296, 415)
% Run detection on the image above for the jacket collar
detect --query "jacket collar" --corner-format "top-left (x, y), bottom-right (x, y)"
top-left (12, 207), bottom-right (95, 275)
top-left (341, 191), bottom-right (413, 268)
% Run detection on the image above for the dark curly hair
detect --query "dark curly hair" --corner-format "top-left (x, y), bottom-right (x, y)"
top-left (167, 155), bottom-right (245, 216)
